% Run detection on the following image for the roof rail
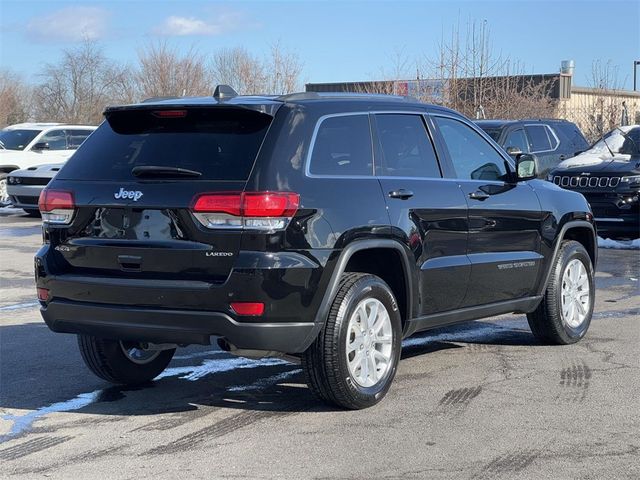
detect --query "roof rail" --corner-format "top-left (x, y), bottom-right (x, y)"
top-left (277, 91), bottom-right (419, 102)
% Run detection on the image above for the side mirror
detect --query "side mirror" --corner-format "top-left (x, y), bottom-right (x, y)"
top-left (32, 142), bottom-right (49, 151)
top-left (505, 146), bottom-right (522, 156)
top-left (515, 153), bottom-right (537, 181)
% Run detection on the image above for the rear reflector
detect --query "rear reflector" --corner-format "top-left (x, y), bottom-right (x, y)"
top-left (39, 189), bottom-right (75, 224)
top-left (37, 287), bottom-right (49, 302)
top-left (230, 302), bottom-right (265, 316)
top-left (192, 192), bottom-right (300, 231)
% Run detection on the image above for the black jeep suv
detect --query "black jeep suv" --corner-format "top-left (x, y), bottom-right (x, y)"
top-left (548, 127), bottom-right (640, 240)
top-left (36, 88), bottom-right (598, 409)
top-left (476, 119), bottom-right (590, 177)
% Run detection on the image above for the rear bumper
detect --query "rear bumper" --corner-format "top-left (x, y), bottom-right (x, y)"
top-left (41, 299), bottom-right (317, 353)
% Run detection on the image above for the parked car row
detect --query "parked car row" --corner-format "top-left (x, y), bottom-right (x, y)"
top-left (1, 116), bottom-right (637, 239)
top-left (0, 123), bottom-right (96, 207)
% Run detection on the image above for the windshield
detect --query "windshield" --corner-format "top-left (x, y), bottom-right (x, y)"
top-left (586, 129), bottom-right (631, 155)
top-left (57, 107), bottom-right (273, 181)
top-left (0, 129), bottom-right (41, 150)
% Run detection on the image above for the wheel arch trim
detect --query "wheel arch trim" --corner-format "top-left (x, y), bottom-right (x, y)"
top-left (537, 220), bottom-right (597, 296)
top-left (299, 239), bottom-right (415, 351)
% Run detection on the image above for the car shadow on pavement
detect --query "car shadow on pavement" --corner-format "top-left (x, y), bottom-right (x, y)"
top-left (0, 317), bottom-right (540, 424)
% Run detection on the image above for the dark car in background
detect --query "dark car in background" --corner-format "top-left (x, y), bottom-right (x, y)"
top-left (476, 119), bottom-right (589, 177)
top-left (549, 126), bottom-right (640, 240)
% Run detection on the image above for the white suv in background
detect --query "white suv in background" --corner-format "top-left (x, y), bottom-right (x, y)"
top-left (0, 123), bottom-right (96, 206)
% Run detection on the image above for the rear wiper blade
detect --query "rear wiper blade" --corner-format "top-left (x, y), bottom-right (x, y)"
top-left (132, 166), bottom-right (202, 178)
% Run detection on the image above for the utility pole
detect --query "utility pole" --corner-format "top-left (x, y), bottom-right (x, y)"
top-left (634, 60), bottom-right (640, 91)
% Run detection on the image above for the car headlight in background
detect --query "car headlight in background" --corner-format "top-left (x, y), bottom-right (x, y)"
top-left (620, 175), bottom-right (640, 186)
top-left (546, 173), bottom-right (554, 182)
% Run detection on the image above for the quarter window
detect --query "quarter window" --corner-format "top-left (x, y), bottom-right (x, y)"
top-left (433, 116), bottom-right (508, 181)
top-left (375, 114), bottom-right (441, 178)
top-left (309, 115), bottom-right (373, 176)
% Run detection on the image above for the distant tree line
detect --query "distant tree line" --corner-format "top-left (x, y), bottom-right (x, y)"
top-left (0, 40), bottom-right (304, 127)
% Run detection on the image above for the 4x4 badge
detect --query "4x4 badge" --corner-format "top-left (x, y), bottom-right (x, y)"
top-left (114, 188), bottom-right (143, 201)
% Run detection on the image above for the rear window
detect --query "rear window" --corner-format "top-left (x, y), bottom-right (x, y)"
top-left (57, 108), bottom-right (272, 181)
top-left (477, 126), bottom-right (503, 142)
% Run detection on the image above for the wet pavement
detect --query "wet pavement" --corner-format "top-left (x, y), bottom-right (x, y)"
top-left (0, 208), bottom-right (638, 479)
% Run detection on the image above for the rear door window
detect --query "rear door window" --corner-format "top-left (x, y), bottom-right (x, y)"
top-left (375, 114), bottom-right (441, 178)
top-left (57, 108), bottom-right (273, 181)
top-left (308, 114), bottom-right (373, 176)
top-left (525, 125), bottom-right (553, 152)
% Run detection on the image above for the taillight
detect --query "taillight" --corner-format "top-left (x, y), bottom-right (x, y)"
top-left (192, 192), bottom-right (300, 231)
top-left (39, 189), bottom-right (75, 224)
top-left (37, 287), bottom-right (50, 302)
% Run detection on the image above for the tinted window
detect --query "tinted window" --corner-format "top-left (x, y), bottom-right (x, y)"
top-left (504, 129), bottom-right (529, 153)
top-left (58, 108), bottom-right (272, 181)
top-left (478, 127), bottom-right (503, 142)
top-left (375, 114), bottom-right (440, 178)
top-left (39, 130), bottom-right (67, 150)
top-left (67, 129), bottom-right (94, 149)
top-left (0, 129), bottom-right (41, 150)
top-left (525, 125), bottom-right (552, 152)
top-left (309, 115), bottom-right (372, 176)
top-left (434, 116), bottom-right (508, 181)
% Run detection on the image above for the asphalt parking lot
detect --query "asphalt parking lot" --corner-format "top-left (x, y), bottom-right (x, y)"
top-left (0, 208), bottom-right (638, 480)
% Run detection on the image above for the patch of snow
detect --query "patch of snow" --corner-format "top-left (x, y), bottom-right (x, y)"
top-left (1, 355), bottom-right (291, 440)
top-left (0, 301), bottom-right (40, 311)
top-left (156, 356), bottom-right (289, 381)
top-left (1, 391), bottom-right (101, 440)
top-left (227, 369), bottom-right (302, 392)
top-left (597, 236), bottom-right (640, 250)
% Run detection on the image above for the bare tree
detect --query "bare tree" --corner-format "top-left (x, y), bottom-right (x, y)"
top-left (0, 69), bottom-right (32, 127)
top-left (264, 41), bottom-right (304, 95)
top-left (210, 42), bottom-right (303, 95)
top-left (425, 19), bottom-right (557, 119)
top-left (33, 40), bottom-right (133, 124)
top-left (210, 47), bottom-right (266, 94)
top-left (584, 60), bottom-right (624, 140)
top-left (137, 41), bottom-right (210, 98)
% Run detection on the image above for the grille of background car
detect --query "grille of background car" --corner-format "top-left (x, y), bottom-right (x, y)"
top-left (553, 176), bottom-right (621, 188)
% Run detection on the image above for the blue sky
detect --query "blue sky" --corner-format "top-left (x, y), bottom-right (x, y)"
top-left (1, 0), bottom-right (639, 88)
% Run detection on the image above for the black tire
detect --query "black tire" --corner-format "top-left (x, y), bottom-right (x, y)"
top-left (77, 335), bottom-right (175, 385)
top-left (302, 273), bottom-right (402, 410)
top-left (527, 240), bottom-right (594, 344)
top-left (23, 208), bottom-right (41, 217)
